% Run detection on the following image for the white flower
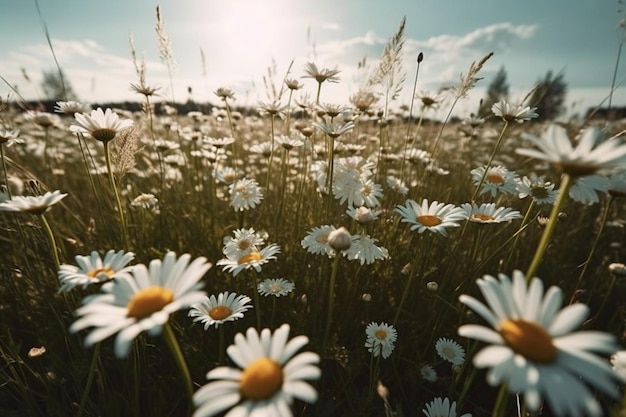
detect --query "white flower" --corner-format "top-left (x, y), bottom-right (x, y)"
top-left (569, 174), bottom-right (609, 205)
top-left (387, 176), bottom-right (408, 195)
top-left (344, 234), bottom-right (389, 265)
top-left (0, 190), bottom-right (67, 215)
top-left (258, 278), bottom-right (295, 297)
top-left (611, 350), bottom-right (626, 382)
top-left (458, 271), bottom-right (622, 416)
top-left (217, 244), bottom-right (280, 277)
top-left (70, 107), bottom-right (134, 143)
top-left (189, 292), bottom-right (252, 329)
top-left (462, 202), bottom-right (522, 224)
top-left (229, 178), bottom-right (263, 211)
top-left (516, 174), bottom-right (558, 205)
top-left (420, 364), bottom-right (438, 382)
top-left (58, 250), bottom-right (135, 293)
top-left (130, 193), bottom-right (158, 209)
top-left (422, 397), bottom-right (471, 417)
top-left (222, 228), bottom-right (266, 260)
top-left (435, 337), bottom-right (466, 366)
top-left (396, 199), bottom-right (468, 236)
top-left (365, 322), bottom-right (397, 359)
top-left (471, 165), bottom-right (518, 197)
top-left (70, 252), bottom-right (211, 358)
top-left (491, 100), bottom-right (538, 123)
top-left (517, 125), bottom-right (626, 176)
top-left (192, 324), bottom-right (320, 417)
top-left (301, 225), bottom-right (336, 257)
top-left (0, 127), bottom-right (23, 146)
top-left (347, 206), bottom-right (381, 224)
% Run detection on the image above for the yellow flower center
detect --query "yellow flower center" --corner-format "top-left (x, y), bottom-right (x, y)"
top-left (209, 305), bottom-right (232, 320)
top-left (238, 252), bottom-right (262, 264)
top-left (91, 128), bottom-right (118, 143)
top-left (315, 234), bottom-right (329, 244)
top-left (127, 286), bottom-right (174, 319)
top-left (375, 329), bottom-right (387, 340)
top-left (87, 267), bottom-right (115, 279)
top-left (416, 214), bottom-right (442, 227)
top-left (441, 346), bottom-right (455, 360)
top-left (486, 173), bottom-right (505, 184)
top-left (239, 358), bottom-right (284, 401)
top-left (472, 214), bottom-right (494, 222)
top-left (500, 319), bottom-right (556, 363)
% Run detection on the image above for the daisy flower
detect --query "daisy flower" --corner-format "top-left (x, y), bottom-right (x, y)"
top-left (192, 324), bottom-right (320, 417)
top-left (275, 135), bottom-right (304, 151)
top-left (229, 178), bottom-right (263, 212)
top-left (312, 120), bottom-right (354, 139)
top-left (217, 244), bottom-right (280, 277)
top-left (347, 206), bottom-right (381, 224)
top-left (189, 292), bottom-right (252, 330)
top-left (471, 165), bottom-right (519, 197)
top-left (258, 278), bottom-right (295, 297)
top-left (302, 62), bottom-right (341, 84)
top-left (462, 202), bottom-right (522, 224)
top-left (422, 397), bottom-right (471, 417)
top-left (0, 190), bottom-right (67, 215)
top-left (435, 337), bottom-right (466, 366)
top-left (344, 234), bottom-right (389, 265)
top-left (70, 252), bottom-right (211, 358)
top-left (516, 125), bottom-right (626, 176)
top-left (568, 174), bottom-right (609, 205)
top-left (491, 99), bottom-right (538, 123)
top-left (516, 174), bottom-right (558, 205)
top-left (387, 176), bottom-right (408, 195)
top-left (70, 107), bottom-right (134, 143)
top-left (130, 193), bottom-right (158, 209)
top-left (58, 249), bottom-right (135, 293)
top-left (54, 101), bottom-right (90, 114)
top-left (458, 270), bottom-right (622, 416)
top-left (396, 199), bottom-right (468, 237)
top-left (222, 228), bottom-right (266, 259)
top-left (611, 350), bottom-right (626, 382)
top-left (301, 225), bottom-right (337, 257)
top-left (365, 322), bottom-right (397, 359)
top-left (0, 127), bottom-right (23, 147)
top-left (420, 364), bottom-right (438, 382)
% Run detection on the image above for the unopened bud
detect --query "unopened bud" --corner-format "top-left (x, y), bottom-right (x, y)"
top-left (328, 227), bottom-right (352, 251)
top-left (354, 206), bottom-right (374, 224)
top-left (362, 293), bottom-right (372, 302)
top-left (417, 52), bottom-right (424, 63)
top-left (609, 263), bottom-right (626, 277)
top-left (426, 281), bottom-right (439, 292)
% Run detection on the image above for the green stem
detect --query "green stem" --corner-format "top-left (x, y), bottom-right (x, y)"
top-left (163, 323), bottom-right (193, 408)
top-left (325, 135), bottom-right (335, 218)
top-left (252, 273), bottom-right (262, 330)
top-left (323, 254), bottom-right (341, 352)
top-left (76, 343), bottom-right (100, 417)
top-left (393, 256), bottom-right (418, 326)
top-left (218, 325), bottom-right (225, 365)
top-left (525, 173), bottom-right (573, 281)
top-left (491, 383), bottom-right (510, 417)
top-left (39, 213), bottom-right (60, 271)
top-left (103, 141), bottom-right (129, 249)
top-left (265, 116), bottom-right (276, 192)
top-left (470, 121), bottom-right (509, 204)
top-left (575, 196), bottom-right (613, 288)
top-left (0, 146), bottom-right (12, 198)
top-left (505, 199), bottom-right (535, 270)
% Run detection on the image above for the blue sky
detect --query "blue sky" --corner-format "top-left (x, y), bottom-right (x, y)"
top-left (1, 0), bottom-right (624, 117)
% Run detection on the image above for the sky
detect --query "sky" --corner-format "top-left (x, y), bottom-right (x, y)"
top-left (1, 0), bottom-right (625, 118)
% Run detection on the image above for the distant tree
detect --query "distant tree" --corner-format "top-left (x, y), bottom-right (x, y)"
top-left (40, 69), bottom-right (78, 101)
top-left (528, 70), bottom-right (567, 120)
top-left (479, 66), bottom-right (509, 117)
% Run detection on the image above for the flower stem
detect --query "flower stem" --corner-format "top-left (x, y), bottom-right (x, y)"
top-left (470, 121), bottom-right (509, 204)
top-left (323, 254), bottom-right (341, 352)
top-left (252, 274), bottom-right (262, 330)
top-left (76, 343), bottom-right (100, 417)
top-left (525, 173), bottom-right (573, 281)
top-left (38, 213), bottom-right (60, 271)
top-left (491, 383), bottom-right (510, 417)
top-left (163, 323), bottom-right (193, 409)
top-left (575, 196), bottom-right (613, 288)
top-left (103, 141), bottom-right (130, 249)
top-left (0, 145), bottom-right (12, 198)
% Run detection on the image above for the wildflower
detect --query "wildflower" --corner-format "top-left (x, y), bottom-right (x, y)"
top-left (58, 249), bottom-right (135, 293)
top-left (70, 108), bottom-right (134, 143)
top-left (350, 89), bottom-right (379, 113)
top-left (426, 282), bottom-right (439, 292)
top-left (257, 100), bottom-right (287, 118)
top-left (462, 202), bottom-right (522, 224)
top-left (517, 125), bottom-right (626, 176)
top-left (213, 166), bottom-right (238, 185)
top-left (275, 135), bottom-right (304, 151)
top-left (130, 82), bottom-right (161, 97)
top-left (302, 62), bottom-right (341, 84)
top-left (0, 127), bottom-right (23, 146)
top-left (422, 397), bottom-right (471, 417)
top-left (284, 78), bottom-right (303, 91)
top-left (365, 322), bottom-right (397, 359)
top-left (153, 138), bottom-right (180, 152)
top-left (189, 292), bottom-right (252, 330)
top-left (0, 190), bottom-right (67, 215)
top-left (491, 99), bottom-right (538, 123)
top-left (192, 324), bottom-right (320, 417)
top-left (420, 364), bottom-right (438, 382)
top-left (471, 165), bottom-right (518, 197)
top-left (130, 193), bottom-right (158, 209)
top-left (229, 178), bottom-right (263, 211)
top-left (28, 346), bottom-right (46, 358)
top-left (435, 338), bottom-right (465, 366)
top-left (609, 263), bottom-right (626, 277)
top-left (396, 199), bottom-right (468, 237)
top-left (301, 225), bottom-right (337, 257)
top-left (345, 234), bottom-right (389, 265)
top-left (569, 174), bottom-right (609, 205)
top-left (516, 174), bottom-right (558, 205)
top-left (611, 351), bottom-right (626, 381)
top-left (214, 87), bottom-right (236, 101)
top-left (217, 243), bottom-right (280, 277)
top-left (70, 252), bottom-right (211, 358)
top-left (405, 148), bottom-right (432, 165)
top-left (312, 120), bottom-right (354, 139)
top-left (327, 227), bottom-right (352, 252)
top-left (258, 278), bottom-right (295, 297)
top-left (458, 270), bottom-right (622, 416)
top-left (222, 228), bottom-right (266, 259)
top-left (387, 176), bottom-right (408, 195)
top-left (347, 206), bottom-right (381, 224)
top-left (417, 91), bottom-right (441, 110)
top-left (203, 136), bottom-right (235, 149)
top-left (54, 101), bottom-right (90, 114)
top-left (26, 111), bottom-right (60, 128)
top-left (333, 170), bottom-right (382, 208)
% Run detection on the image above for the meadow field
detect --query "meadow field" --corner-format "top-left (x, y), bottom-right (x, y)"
top-left (1, 12), bottom-right (626, 417)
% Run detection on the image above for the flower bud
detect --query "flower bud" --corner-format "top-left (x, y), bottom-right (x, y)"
top-left (328, 227), bottom-right (352, 251)
top-left (426, 281), bottom-right (439, 292)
